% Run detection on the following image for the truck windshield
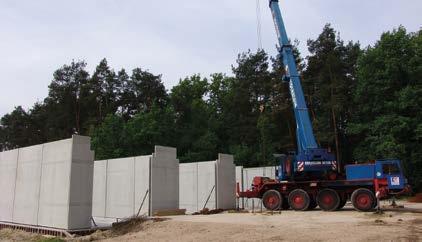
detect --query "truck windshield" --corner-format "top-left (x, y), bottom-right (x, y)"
top-left (382, 163), bottom-right (400, 175)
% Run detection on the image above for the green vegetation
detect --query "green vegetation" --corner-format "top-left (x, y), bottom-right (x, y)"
top-left (0, 25), bottom-right (420, 190)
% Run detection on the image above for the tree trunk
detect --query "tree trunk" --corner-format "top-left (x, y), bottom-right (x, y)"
top-left (331, 108), bottom-right (341, 173)
top-left (328, 64), bottom-right (341, 173)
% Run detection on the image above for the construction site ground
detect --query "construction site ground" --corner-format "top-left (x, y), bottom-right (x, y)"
top-left (1, 201), bottom-right (421, 242)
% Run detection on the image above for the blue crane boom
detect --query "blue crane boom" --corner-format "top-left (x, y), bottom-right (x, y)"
top-left (268, 0), bottom-right (336, 179)
top-left (269, 0), bottom-right (317, 152)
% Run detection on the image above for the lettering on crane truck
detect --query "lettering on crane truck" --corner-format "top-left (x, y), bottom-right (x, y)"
top-left (304, 161), bottom-right (332, 166)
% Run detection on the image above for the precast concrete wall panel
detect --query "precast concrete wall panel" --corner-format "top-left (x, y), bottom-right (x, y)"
top-left (179, 163), bottom-right (198, 213)
top-left (37, 136), bottom-right (94, 230)
top-left (92, 160), bottom-right (107, 217)
top-left (68, 135), bottom-right (94, 229)
top-left (0, 136), bottom-right (94, 230)
top-left (197, 161), bottom-right (216, 211)
top-left (38, 138), bottom-right (73, 229)
top-left (0, 150), bottom-right (18, 222)
top-left (105, 157), bottom-right (135, 218)
top-left (150, 146), bottom-right (179, 214)
top-left (134, 156), bottom-right (150, 216)
top-left (216, 154), bottom-right (236, 210)
top-left (12, 144), bottom-right (43, 225)
top-left (179, 155), bottom-right (236, 213)
top-left (92, 146), bottom-right (178, 219)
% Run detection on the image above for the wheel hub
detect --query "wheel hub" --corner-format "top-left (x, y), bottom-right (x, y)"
top-left (357, 194), bottom-right (370, 206)
top-left (293, 195), bottom-right (304, 205)
top-left (322, 195), bottom-right (333, 205)
top-left (267, 196), bottom-right (278, 206)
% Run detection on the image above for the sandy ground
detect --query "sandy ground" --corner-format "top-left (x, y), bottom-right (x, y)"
top-left (1, 202), bottom-right (421, 242)
top-left (98, 202), bottom-right (422, 242)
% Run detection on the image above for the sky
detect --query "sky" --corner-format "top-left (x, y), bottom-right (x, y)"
top-left (0, 0), bottom-right (421, 117)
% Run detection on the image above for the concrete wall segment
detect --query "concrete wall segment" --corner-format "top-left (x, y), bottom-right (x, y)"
top-left (0, 135), bottom-right (94, 230)
top-left (0, 149), bottom-right (19, 222)
top-left (134, 156), bottom-right (150, 216)
top-left (216, 154), bottom-right (236, 210)
top-left (12, 144), bottom-right (43, 225)
top-left (37, 138), bottom-right (73, 229)
top-left (197, 161), bottom-right (216, 211)
top-left (92, 160), bottom-right (107, 217)
top-left (179, 163), bottom-right (198, 213)
top-left (105, 157), bottom-right (135, 218)
top-left (150, 146), bottom-right (179, 215)
top-left (68, 136), bottom-right (94, 229)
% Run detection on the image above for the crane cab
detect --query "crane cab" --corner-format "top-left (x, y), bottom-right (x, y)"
top-left (345, 159), bottom-right (407, 190)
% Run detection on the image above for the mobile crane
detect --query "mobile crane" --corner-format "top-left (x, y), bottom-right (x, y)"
top-left (238, 0), bottom-right (410, 212)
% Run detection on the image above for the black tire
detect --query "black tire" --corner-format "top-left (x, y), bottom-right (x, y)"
top-left (288, 189), bottom-right (310, 211)
top-left (262, 190), bottom-right (282, 211)
top-left (317, 189), bottom-right (340, 211)
top-left (351, 188), bottom-right (375, 212)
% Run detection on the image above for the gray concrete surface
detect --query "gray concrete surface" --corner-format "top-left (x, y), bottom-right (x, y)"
top-left (105, 157), bottom-right (137, 218)
top-left (197, 161), bottom-right (216, 211)
top-left (92, 160), bottom-right (107, 218)
top-left (38, 136), bottom-right (94, 229)
top-left (179, 163), bottom-right (199, 213)
top-left (179, 161), bottom-right (216, 213)
top-left (150, 146), bottom-right (179, 215)
top-left (216, 154), bottom-right (236, 210)
top-left (67, 135), bottom-right (94, 230)
top-left (134, 155), bottom-right (150, 216)
top-left (12, 144), bottom-right (43, 225)
top-left (92, 146), bottom-right (178, 220)
top-left (92, 156), bottom-right (150, 219)
top-left (0, 135), bottom-right (94, 230)
top-left (0, 149), bottom-right (19, 222)
top-left (179, 154), bottom-right (236, 214)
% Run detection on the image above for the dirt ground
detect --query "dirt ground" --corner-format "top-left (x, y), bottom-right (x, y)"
top-left (1, 202), bottom-right (421, 242)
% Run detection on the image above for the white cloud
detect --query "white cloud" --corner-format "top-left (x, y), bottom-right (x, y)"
top-left (0, 0), bottom-right (421, 116)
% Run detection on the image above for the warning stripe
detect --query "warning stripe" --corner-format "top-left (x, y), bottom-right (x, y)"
top-left (297, 161), bottom-right (304, 172)
top-left (332, 161), bottom-right (337, 170)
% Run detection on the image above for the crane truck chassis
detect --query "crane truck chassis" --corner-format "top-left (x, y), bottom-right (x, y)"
top-left (238, 159), bottom-right (411, 212)
top-left (237, 0), bottom-right (411, 212)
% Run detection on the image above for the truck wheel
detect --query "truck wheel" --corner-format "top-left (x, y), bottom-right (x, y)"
top-left (317, 189), bottom-right (340, 211)
top-left (351, 188), bottom-right (375, 212)
top-left (288, 189), bottom-right (310, 211)
top-left (262, 190), bottom-right (282, 211)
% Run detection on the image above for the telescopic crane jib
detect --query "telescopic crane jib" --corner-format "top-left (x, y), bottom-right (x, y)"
top-left (268, 0), bottom-right (336, 180)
